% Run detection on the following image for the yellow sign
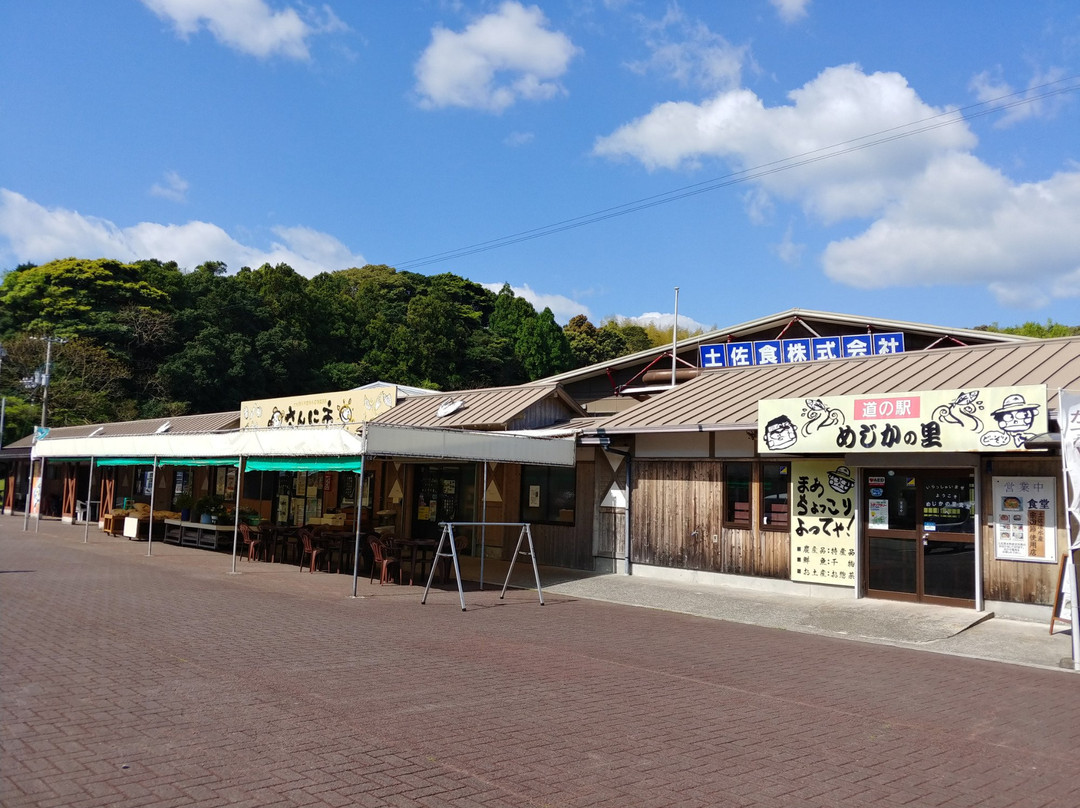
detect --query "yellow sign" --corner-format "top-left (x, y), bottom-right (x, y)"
top-left (240, 386), bottom-right (397, 431)
top-left (759, 385), bottom-right (1047, 454)
top-left (790, 460), bottom-right (857, 586)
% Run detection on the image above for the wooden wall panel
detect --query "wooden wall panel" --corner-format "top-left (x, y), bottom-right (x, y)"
top-left (630, 459), bottom-right (789, 579)
top-left (980, 456), bottom-right (1065, 605)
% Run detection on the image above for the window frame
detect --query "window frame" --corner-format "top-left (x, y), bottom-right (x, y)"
top-left (759, 461), bottom-right (790, 532)
top-left (723, 461), bottom-right (752, 528)
top-left (520, 465), bottom-right (577, 526)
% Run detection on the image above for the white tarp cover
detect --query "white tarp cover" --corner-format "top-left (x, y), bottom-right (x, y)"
top-left (32, 423), bottom-right (575, 466)
top-left (31, 427), bottom-right (367, 461)
top-left (364, 423), bottom-right (576, 467)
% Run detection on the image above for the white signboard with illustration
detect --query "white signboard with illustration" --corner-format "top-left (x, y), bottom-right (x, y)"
top-left (240, 385), bottom-right (397, 431)
top-left (759, 385), bottom-right (1047, 454)
top-left (992, 477), bottom-right (1057, 562)
top-left (790, 460), bottom-right (857, 586)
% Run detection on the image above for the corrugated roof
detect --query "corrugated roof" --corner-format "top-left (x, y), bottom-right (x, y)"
top-left (593, 336), bottom-right (1080, 434)
top-left (532, 307), bottom-right (1031, 386)
top-left (4, 411), bottom-right (241, 449)
top-left (370, 384), bottom-right (584, 430)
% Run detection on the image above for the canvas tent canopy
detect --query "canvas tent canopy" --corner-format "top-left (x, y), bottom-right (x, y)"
top-left (31, 423), bottom-right (575, 467)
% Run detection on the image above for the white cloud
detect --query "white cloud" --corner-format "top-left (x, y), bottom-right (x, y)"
top-left (505, 131), bottom-right (535, 147)
top-left (149, 170), bottom-right (189, 202)
top-left (626, 7), bottom-right (749, 91)
top-left (774, 224), bottom-right (804, 265)
top-left (139, 0), bottom-right (345, 60)
top-left (481, 281), bottom-right (589, 324)
top-left (770, 0), bottom-right (810, 24)
top-left (594, 64), bottom-right (975, 222)
top-left (619, 311), bottom-right (712, 333)
top-left (414, 2), bottom-right (580, 112)
top-left (0, 189), bottom-right (364, 277)
top-left (821, 155), bottom-right (1080, 306)
top-left (595, 62), bottom-right (1080, 306)
top-left (970, 66), bottom-right (1069, 129)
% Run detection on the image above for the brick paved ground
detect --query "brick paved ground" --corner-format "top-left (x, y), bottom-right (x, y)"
top-left (3, 519), bottom-right (1079, 808)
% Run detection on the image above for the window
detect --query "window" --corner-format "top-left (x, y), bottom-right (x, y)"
top-left (724, 462), bottom-right (751, 526)
top-left (760, 462), bottom-right (790, 530)
top-left (521, 466), bottom-right (576, 525)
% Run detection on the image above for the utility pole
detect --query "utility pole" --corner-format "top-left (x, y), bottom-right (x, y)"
top-left (31, 336), bottom-right (66, 428)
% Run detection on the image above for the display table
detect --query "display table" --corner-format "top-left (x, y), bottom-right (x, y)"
top-left (163, 519), bottom-right (237, 552)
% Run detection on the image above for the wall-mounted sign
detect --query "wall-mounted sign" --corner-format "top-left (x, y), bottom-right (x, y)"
top-left (759, 385), bottom-right (1047, 454)
top-left (699, 332), bottom-right (904, 369)
top-left (993, 476), bottom-right (1057, 563)
top-left (240, 385), bottom-right (397, 431)
top-left (790, 460), bottom-right (857, 586)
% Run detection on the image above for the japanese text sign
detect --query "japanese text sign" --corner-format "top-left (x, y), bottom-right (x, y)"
top-left (790, 460), bottom-right (857, 586)
top-left (759, 385), bottom-right (1047, 454)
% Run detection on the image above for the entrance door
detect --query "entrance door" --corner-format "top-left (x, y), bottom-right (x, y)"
top-left (864, 469), bottom-right (976, 606)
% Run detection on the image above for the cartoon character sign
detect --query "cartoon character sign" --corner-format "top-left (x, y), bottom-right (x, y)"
top-left (267, 407), bottom-right (284, 428)
top-left (337, 398), bottom-right (353, 425)
top-left (981, 393), bottom-right (1041, 448)
top-left (763, 414), bottom-right (798, 450)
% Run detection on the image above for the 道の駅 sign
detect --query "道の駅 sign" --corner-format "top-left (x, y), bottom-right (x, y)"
top-left (759, 385), bottom-right (1048, 454)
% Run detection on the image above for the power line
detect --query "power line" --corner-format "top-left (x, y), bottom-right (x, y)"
top-left (391, 74), bottom-right (1080, 271)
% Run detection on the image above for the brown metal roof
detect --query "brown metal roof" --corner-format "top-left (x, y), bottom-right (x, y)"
top-left (370, 384), bottom-right (584, 430)
top-left (533, 307), bottom-right (1031, 387)
top-left (593, 336), bottom-right (1080, 434)
top-left (3, 411), bottom-right (241, 449)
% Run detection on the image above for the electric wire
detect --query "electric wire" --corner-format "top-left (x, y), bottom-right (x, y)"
top-left (391, 74), bottom-right (1080, 271)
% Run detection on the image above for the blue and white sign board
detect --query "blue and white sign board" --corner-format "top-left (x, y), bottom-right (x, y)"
top-left (699, 332), bottom-right (905, 369)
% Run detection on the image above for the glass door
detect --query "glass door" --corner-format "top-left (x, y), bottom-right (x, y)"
top-left (864, 469), bottom-right (975, 606)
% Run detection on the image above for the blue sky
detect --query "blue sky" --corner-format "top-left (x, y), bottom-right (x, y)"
top-left (2, 1), bottom-right (1079, 332)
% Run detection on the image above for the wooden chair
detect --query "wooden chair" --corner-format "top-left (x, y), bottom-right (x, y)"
top-left (298, 528), bottom-right (330, 573)
top-left (239, 523), bottom-right (263, 562)
top-left (369, 537), bottom-right (400, 585)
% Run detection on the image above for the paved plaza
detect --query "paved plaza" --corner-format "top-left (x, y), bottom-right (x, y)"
top-left (3, 518), bottom-right (1080, 808)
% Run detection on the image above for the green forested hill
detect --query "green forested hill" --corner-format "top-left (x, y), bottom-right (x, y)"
top-left (0, 258), bottom-right (660, 442)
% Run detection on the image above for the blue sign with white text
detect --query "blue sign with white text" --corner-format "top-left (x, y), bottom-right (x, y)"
top-left (697, 331), bottom-right (906, 370)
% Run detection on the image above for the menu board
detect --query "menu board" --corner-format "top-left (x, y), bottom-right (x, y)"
top-left (790, 460), bottom-right (857, 586)
top-left (993, 476), bottom-right (1057, 562)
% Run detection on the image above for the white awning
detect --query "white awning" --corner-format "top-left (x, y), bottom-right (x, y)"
top-left (31, 427), bottom-right (367, 461)
top-left (364, 423), bottom-right (575, 466)
top-left (32, 423), bottom-right (574, 467)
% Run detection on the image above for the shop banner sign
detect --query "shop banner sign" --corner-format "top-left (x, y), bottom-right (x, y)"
top-left (240, 385), bottom-right (397, 431)
top-left (1063, 389), bottom-right (1080, 549)
top-left (790, 460), bottom-right (857, 586)
top-left (992, 476), bottom-right (1057, 563)
top-left (759, 385), bottom-right (1047, 454)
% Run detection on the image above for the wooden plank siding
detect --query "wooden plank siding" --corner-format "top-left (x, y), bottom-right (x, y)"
top-left (980, 455), bottom-right (1067, 605)
top-left (631, 459), bottom-right (789, 578)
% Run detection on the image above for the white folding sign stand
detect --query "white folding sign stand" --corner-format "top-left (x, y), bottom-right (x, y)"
top-left (422, 521), bottom-right (544, 611)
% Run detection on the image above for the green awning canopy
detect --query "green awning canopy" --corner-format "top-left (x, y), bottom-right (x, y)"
top-left (244, 457), bottom-right (365, 473)
top-left (95, 457), bottom-right (153, 467)
top-left (158, 457), bottom-right (240, 467)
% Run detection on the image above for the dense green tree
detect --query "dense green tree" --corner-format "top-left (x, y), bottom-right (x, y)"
top-left (0, 257), bottom-right (176, 343)
top-left (978, 320), bottom-right (1080, 338)
top-left (516, 307), bottom-right (574, 379)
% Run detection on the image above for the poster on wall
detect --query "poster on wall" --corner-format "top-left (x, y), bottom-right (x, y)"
top-left (790, 460), bottom-right (857, 587)
top-left (993, 476), bottom-right (1057, 562)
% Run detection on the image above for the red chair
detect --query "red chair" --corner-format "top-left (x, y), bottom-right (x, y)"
top-left (298, 528), bottom-right (330, 573)
top-left (369, 537), bottom-right (400, 585)
top-left (239, 523), bottom-right (262, 562)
